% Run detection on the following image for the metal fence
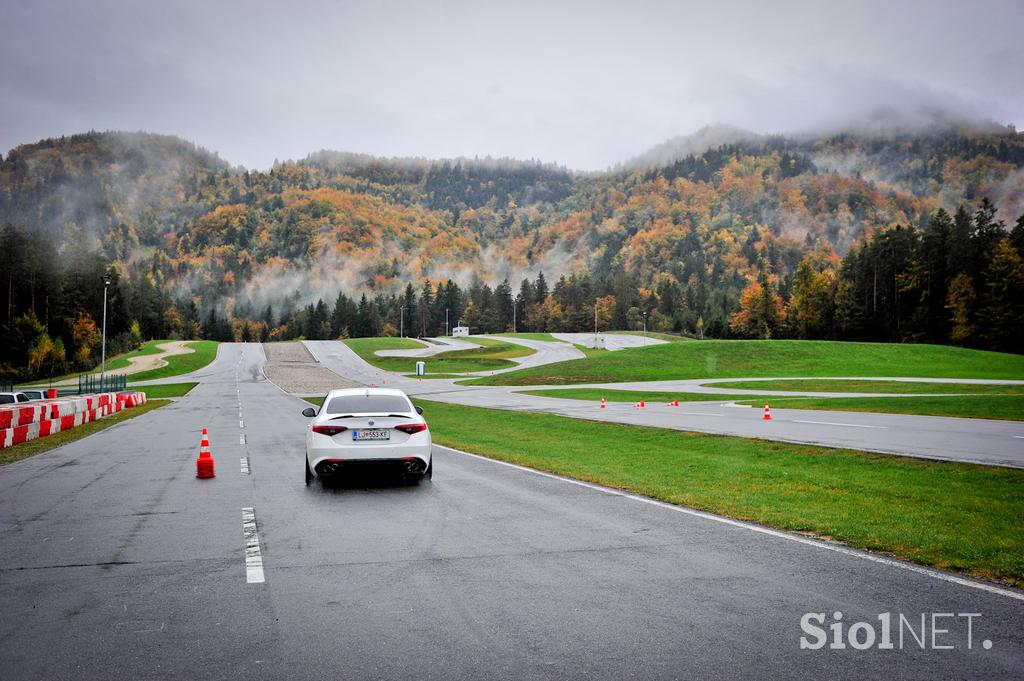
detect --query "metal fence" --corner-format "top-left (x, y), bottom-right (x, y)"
top-left (78, 374), bottom-right (127, 394)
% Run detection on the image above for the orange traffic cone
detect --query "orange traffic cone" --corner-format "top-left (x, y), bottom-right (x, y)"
top-left (640, 400), bottom-right (645, 408)
top-left (763, 404), bottom-right (772, 421)
top-left (197, 427), bottom-right (215, 478)
top-left (600, 397), bottom-right (606, 409)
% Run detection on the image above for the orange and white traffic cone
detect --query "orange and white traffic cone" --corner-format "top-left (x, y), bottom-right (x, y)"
top-left (667, 399), bottom-right (679, 407)
top-left (197, 427), bottom-right (215, 478)
top-left (600, 397), bottom-right (606, 409)
top-left (640, 400), bottom-right (645, 408)
top-left (763, 404), bottom-right (772, 421)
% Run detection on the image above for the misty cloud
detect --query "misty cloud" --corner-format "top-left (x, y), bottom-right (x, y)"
top-left (2, 0), bottom-right (1022, 170)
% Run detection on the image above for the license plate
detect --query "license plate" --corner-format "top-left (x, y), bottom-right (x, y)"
top-left (353, 429), bottom-right (390, 442)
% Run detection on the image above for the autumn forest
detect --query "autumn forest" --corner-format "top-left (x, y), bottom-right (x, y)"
top-left (1, 125), bottom-right (1023, 381)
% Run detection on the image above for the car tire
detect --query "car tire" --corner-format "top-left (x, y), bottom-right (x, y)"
top-left (425, 457), bottom-right (432, 480)
top-left (305, 456), bottom-right (313, 486)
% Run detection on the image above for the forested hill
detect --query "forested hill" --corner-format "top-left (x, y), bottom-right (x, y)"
top-left (1, 125), bottom-right (1023, 378)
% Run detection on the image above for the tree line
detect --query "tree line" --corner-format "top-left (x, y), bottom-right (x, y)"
top-left (3, 199), bottom-right (1022, 381)
top-left (729, 199), bottom-right (1024, 352)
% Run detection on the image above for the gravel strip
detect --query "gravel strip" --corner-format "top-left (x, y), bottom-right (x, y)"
top-left (263, 365), bottom-right (362, 394)
top-left (263, 342), bottom-right (315, 362)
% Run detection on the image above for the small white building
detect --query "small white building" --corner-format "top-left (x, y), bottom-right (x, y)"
top-left (452, 326), bottom-right (470, 337)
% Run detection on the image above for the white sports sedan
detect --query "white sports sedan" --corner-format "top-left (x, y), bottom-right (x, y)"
top-left (302, 388), bottom-right (432, 485)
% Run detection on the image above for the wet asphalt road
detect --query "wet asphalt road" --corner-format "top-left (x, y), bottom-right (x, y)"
top-left (1, 343), bottom-right (1022, 680)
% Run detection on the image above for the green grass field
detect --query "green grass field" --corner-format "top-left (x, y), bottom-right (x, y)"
top-left (19, 339), bottom-right (179, 386)
top-left (415, 399), bottom-right (1024, 587)
top-left (0, 399), bottom-right (170, 467)
top-left (465, 339), bottom-right (1024, 386)
top-left (735, 395), bottom-right (1024, 421)
top-left (492, 332), bottom-right (561, 342)
top-left (136, 382), bottom-right (198, 399)
top-left (126, 340), bottom-right (219, 382)
top-left (713, 379), bottom-right (1024, 395)
top-left (523, 388), bottom-right (1024, 421)
top-left (345, 336), bottom-right (532, 375)
top-left (616, 330), bottom-right (692, 342)
top-left (103, 339), bottom-right (168, 372)
top-left (523, 388), bottom-right (776, 403)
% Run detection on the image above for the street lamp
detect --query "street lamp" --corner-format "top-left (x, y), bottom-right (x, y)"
top-left (400, 306), bottom-right (405, 339)
top-left (445, 308), bottom-right (449, 337)
top-left (101, 273), bottom-right (112, 386)
top-left (512, 300), bottom-right (517, 334)
top-left (641, 310), bottom-right (648, 346)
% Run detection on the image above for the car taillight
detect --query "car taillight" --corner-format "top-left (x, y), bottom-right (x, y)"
top-left (312, 425), bottom-right (349, 436)
top-left (395, 423), bottom-right (428, 435)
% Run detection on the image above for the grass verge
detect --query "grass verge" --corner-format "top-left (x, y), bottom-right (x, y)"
top-left (524, 388), bottom-right (1024, 420)
top-left (134, 382), bottom-right (198, 399)
top-left (465, 339), bottom-right (1024, 386)
top-left (616, 330), bottom-right (693, 342)
top-left (736, 395), bottom-right (1024, 421)
top-left (492, 332), bottom-right (561, 342)
top-left (523, 388), bottom-right (775, 403)
top-left (714, 379), bottom-right (1024, 395)
top-left (127, 341), bottom-right (219, 382)
top-left (0, 400), bottom-right (170, 467)
top-left (415, 399), bottom-right (1024, 587)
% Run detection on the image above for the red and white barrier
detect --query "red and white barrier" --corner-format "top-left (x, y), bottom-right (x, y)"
top-left (0, 391), bottom-right (148, 449)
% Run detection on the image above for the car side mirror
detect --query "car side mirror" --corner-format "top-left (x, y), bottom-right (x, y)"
top-left (415, 406), bottom-right (423, 415)
top-left (302, 407), bottom-right (317, 417)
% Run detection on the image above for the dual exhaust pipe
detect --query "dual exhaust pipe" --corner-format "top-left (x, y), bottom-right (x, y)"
top-left (317, 459), bottom-right (425, 475)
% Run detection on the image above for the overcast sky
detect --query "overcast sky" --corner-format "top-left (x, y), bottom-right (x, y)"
top-left (2, 0), bottom-right (1022, 170)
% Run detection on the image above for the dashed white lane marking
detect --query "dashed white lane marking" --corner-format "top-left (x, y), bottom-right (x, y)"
top-left (792, 419), bottom-right (888, 429)
top-left (239, 433), bottom-right (246, 445)
top-left (242, 507), bottom-right (265, 584)
top-left (442, 446), bottom-right (1024, 602)
top-left (239, 420), bottom-right (244, 429)
top-left (1013, 436), bottom-right (1024, 439)
top-left (679, 412), bottom-right (724, 417)
top-left (241, 457), bottom-right (250, 474)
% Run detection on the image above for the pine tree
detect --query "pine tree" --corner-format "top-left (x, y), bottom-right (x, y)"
top-left (978, 240), bottom-right (1024, 352)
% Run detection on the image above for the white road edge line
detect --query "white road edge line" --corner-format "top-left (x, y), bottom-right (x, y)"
top-left (792, 419), bottom-right (888, 429)
top-left (239, 420), bottom-right (244, 429)
top-left (242, 507), bottom-right (264, 584)
top-left (239, 434), bottom-right (246, 445)
top-left (241, 457), bottom-right (250, 474)
top-left (440, 445), bottom-right (1024, 602)
top-left (1013, 436), bottom-right (1024, 439)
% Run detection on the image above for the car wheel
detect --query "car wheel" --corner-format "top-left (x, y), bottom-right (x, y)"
top-left (305, 456), bottom-right (313, 486)
top-left (425, 457), bottom-right (432, 480)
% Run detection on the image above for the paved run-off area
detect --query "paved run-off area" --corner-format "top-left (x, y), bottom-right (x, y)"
top-left (1, 343), bottom-right (1021, 680)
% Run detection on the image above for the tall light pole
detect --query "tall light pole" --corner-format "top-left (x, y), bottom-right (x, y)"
top-left (445, 308), bottom-right (449, 337)
top-left (641, 310), bottom-right (648, 346)
top-left (400, 306), bottom-right (405, 339)
top-left (512, 300), bottom-right (517, 334)
top-left (101, 273), bottom-right (112, 386)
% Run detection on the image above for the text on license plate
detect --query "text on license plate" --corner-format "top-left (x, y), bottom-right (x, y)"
top-left (353, 429), bottom-right (390, 441)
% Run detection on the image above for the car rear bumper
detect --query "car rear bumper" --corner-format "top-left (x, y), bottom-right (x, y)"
top-left (313, 456), bottom-right (429, 477)
top-left (307, 443), bottom-right (431, 475)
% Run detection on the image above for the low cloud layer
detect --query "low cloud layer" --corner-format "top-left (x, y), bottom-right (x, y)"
top-left (2, 0), bottom-right (1022, 170)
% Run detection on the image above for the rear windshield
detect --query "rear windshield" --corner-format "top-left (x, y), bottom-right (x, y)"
top-left (325, 394), bottom-right (413, 415)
